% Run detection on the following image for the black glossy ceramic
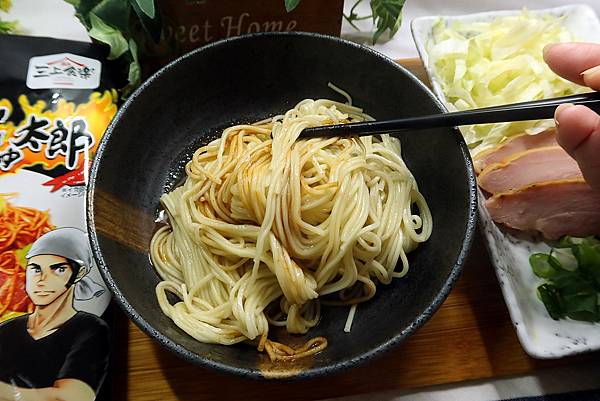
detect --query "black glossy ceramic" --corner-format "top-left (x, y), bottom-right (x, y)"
top-left (87, 32), bottom-right (477, 380)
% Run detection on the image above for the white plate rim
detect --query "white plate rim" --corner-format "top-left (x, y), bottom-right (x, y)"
top-left (410, 4), bottom-right (600, 359)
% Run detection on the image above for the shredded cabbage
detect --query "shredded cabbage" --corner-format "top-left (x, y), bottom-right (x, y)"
top-left (426, 10), bottom-right (587, 155)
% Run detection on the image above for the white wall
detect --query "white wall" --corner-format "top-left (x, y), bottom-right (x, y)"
top-left (3, 0), bottom-right (599, 59)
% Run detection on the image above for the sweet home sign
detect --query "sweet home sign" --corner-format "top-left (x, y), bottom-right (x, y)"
top-left (158, 0), bottom-right (345, 53)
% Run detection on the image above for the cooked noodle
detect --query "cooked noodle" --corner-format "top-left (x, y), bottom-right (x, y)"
top-left (150, 97), bottom-right (432, 360)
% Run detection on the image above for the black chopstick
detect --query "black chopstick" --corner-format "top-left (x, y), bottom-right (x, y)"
top-left (300, 91), bottom-right (600, 138)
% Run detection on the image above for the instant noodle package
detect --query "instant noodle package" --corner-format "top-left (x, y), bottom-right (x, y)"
top-left (0, 35), bottom-right (118, 401)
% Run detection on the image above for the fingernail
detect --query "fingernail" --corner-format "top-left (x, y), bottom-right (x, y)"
top-left (554, 103), bottom-right (574, 127)
top-left (542, 43), bottom-right (555, 57)
top-left (581, 65), bottom-right (600, 77)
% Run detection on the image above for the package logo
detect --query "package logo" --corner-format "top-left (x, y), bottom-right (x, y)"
top-left (26, 53), bottom-right (101, 90)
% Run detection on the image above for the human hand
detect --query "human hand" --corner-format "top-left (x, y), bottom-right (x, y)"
top-left (543, 42), bottom-right (600, 190)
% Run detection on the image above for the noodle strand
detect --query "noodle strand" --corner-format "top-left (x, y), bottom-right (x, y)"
top-left (150, 98), bottom-right (432, 361)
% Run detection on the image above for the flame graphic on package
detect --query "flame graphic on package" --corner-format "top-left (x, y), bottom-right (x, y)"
top-left (0, 90), bottom-right (118, 183)
top-left (0, 91), bottom-right (117, 321)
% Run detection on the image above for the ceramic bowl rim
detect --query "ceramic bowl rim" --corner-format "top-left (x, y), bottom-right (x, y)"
top-left (86, 31), bottom-right (478, 380)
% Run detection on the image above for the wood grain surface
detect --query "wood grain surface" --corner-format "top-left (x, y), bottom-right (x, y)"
top-left (112, 59), bottom-right (597, 401)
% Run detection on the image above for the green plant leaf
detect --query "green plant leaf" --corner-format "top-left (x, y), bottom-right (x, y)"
top-left (129, 37), bottom-right (139, 62)
top-left (0, 19), bottom-right (18, 33)
top-left (88, 12), bottom-right (129, 60)
top-left (128, 0), bottom-right (162, 43)
top-left (126, 38), bottom-right (141, 91)
top-left (91, 0), bottom-right (131, 34)
top-left (64, 0), bottom-right (80, 8)
top-left (370, 0), bottom-right (405, 44)
top-left (67, 0), bottom-right (102, 28)
top-left (284, 0), bottom-right (301, 12)
top-left (0, 0), bottom-right (12, 12)
top-left (131, 0), bottom-right (154, 18)
top-left (0, 0), bottom-right (17, 33)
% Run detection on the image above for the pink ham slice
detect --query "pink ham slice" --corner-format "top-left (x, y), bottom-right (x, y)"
top-left (477, 147), bottom-right (583, 195)
top-left (473, 128), bottom-right (558, 174)
top-left (485, 179), bottom-right (600, 239)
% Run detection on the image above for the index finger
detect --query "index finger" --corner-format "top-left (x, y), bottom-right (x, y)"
top-left (543, 42), bottom-right (600, 88)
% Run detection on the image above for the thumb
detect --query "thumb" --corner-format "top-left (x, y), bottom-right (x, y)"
top-left (555, 104), bottom-right (600, 190)
top-left (581, 65), bottom-right (600, 91)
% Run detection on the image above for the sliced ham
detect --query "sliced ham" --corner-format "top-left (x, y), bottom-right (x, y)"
top-left (473, 128), bottom-right (558, 174)
top-left (485, 179), bottom-right (600, 239)
top-left (477, 147), bottom-right (583, 195)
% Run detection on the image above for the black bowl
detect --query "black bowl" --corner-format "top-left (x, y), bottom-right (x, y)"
top-left (87, 32), bottom-right (477, 380)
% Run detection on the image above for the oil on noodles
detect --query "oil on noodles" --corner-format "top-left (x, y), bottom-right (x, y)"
top-left (150, 96), bottom-right (432, 361)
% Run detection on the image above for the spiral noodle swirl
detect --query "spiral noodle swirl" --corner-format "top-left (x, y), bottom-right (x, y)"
top-left (150, 97), bottom-right (432, 360)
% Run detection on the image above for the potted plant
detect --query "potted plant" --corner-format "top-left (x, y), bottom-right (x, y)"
top-left (66, 0), bottom-right (406, 95)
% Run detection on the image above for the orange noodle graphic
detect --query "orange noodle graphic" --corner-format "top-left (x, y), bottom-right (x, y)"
top-left (0, 194), bottom-right (55, 321)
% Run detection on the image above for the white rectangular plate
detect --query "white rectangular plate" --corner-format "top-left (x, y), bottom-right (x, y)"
top-left (411, 4), bottom-right (600, 358)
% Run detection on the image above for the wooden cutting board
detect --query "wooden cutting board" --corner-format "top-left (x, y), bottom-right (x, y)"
top-left (112, 59), bottom-right (597, 401)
